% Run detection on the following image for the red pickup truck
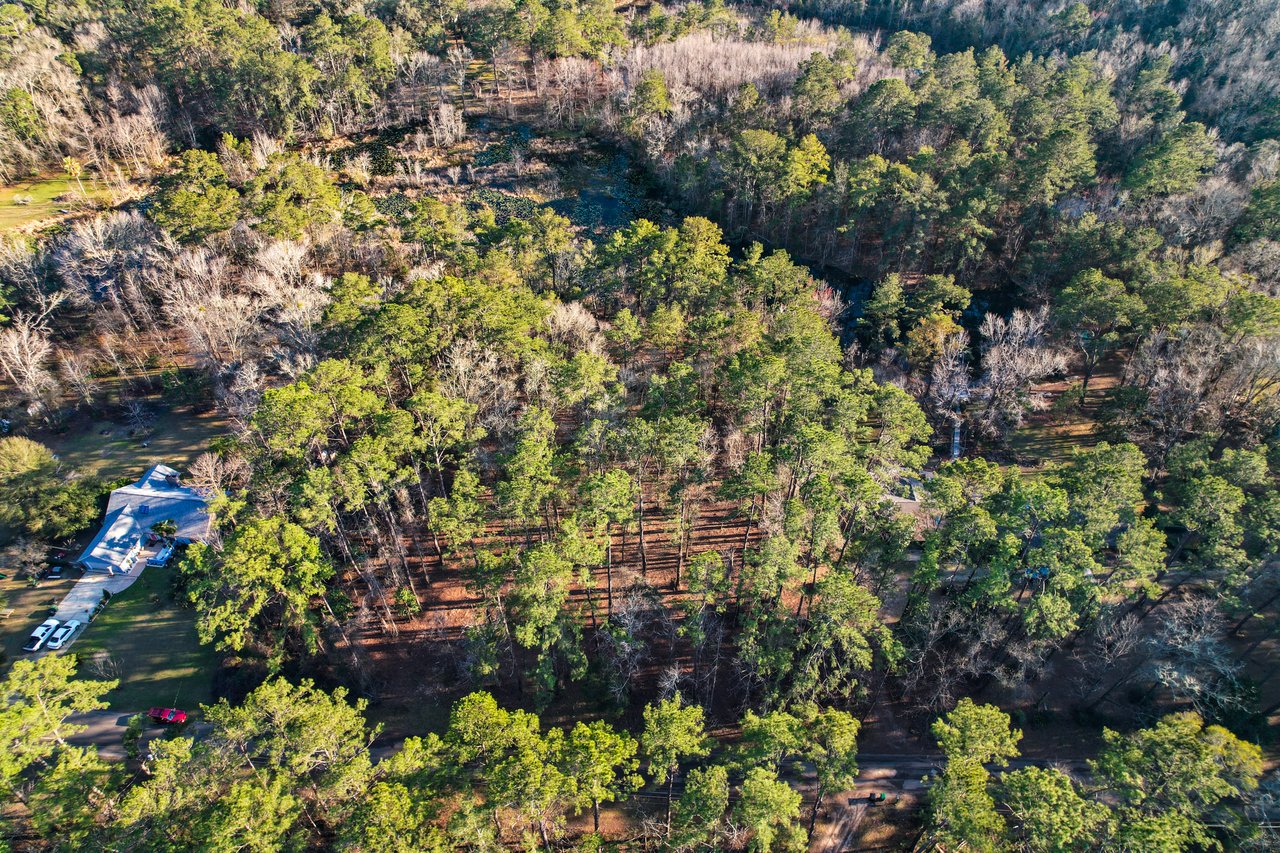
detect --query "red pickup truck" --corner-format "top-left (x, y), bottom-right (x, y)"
top-left (147, 707), bottom-right (188, 725)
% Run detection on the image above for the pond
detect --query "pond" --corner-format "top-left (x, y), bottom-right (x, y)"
top-left (542, 147), bottom-right (669, 235)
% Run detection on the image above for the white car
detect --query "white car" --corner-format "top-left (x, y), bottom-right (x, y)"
top-left (46, 620), bottom-right (81, 650)
top-left (22, 618), bottom-right (60, 652)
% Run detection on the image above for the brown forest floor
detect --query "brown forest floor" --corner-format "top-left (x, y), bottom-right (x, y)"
top-left (345, 491), bottom-right (765, 737)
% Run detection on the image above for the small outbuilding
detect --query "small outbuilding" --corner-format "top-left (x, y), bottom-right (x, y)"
top-left (76, 464), bottom-right (211, 575)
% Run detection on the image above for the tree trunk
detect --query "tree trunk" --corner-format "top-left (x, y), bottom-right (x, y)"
top-left (1087, 653), bottom-right (1151, 711)
top-left (381, 504), bottom-right (419, 600)
top-left (835, 507), bottom-right (859, 566)
top-left (432, 448), bottom-right (448, 495)
top-left (1138, 570), bottom-right (1196, 621)
top-left (809, 788), bottom-right (824, 834)
top-left (741, 496), bottom-right (757, 551)
top-left (1230, 586), bottom-right (1280, 635)
top-left (1079, 351), bottom-right (1096, 398)
top-left (1235, 620), bottom-right (1280, 665)
top-left (584, 566), bottom-right (598, 630)
top-left (334, 518), bottom-right (397, 631)
top-left (1165, 530), bottom-right (1196, 570)
top-left (675, 499), bottom-right (687, 590)
top-left (637, 488), bottom-right (649, 576)
top-left (665, 773), bottom-right (675, 837)
top-left (319, 594), bottom-right (363, 674)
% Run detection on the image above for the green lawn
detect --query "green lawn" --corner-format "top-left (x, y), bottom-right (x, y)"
top-left (0, 174), bottom-right (110, 232)
top-left (0, 572), bottom-right (74, 664)
top-left (67, 565), bottom-right (220, 712)
top-left (0, 392), bottom-right (228, 711)
top-left (1008, 417), bottom-right (1101, 466)
top-left (37, 399), bottom-right (229, 483)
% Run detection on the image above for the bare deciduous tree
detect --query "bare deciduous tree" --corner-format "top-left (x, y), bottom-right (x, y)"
top-left (58, 352), bottom-right (96, 408)
top-left (163, 248), bottom-right (261, 370)
top-left (1150, 596), bottom-right (1249, 717)
top-left (1073, 609), bottom-right (1144, 699)
top-left (249, 132), bottom-right (283, 170)
top-left (254, 239), bottom-right (309, 287)
top-left (267, 272), bottom-right (331, 376)
top-left (440, 339), bottom-right (519, 435)
top-left (616, 29), bottom-right (867, 107)
top-left (187, 450), bottom-right (250, 500)
top-left (0, 237), bottom-right (47, 304)
top-left (0, 296), bottom-right (64, 413)
top-left (970, 307), bottom-right (1066, 441)
top-left (0, 14), bottom-right (93, 182)
top-left (1226, 239), bottom-right (1280, 295)
top-left (89, 84), bottom-right (170, 177)
top-left (220, 360), bottom-right (265, 432)
top-left (546, 301), bottom-right (603, 352)
top-left (927, 328), bottom-right (971, 430)
top-left (345, 151), bottom-right (373, 187)
top-left (52, 211), bottom-right (169, 333)
top-left (428, 101), bottom-right (466, 148)
top-left (1153, 175), bottom-right (1250, 246)
top-left (123, 399), bottom-right (155, 436)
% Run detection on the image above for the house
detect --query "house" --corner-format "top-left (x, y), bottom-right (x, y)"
top-left (76, 464), bottom-right (211, 574)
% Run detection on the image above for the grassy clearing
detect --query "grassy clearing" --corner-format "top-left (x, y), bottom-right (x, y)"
top-left (1009, 417), bottom-right (1101, 467)
top-left (0, 565), bottom-right (219, 713)
top-left (1008, 368), bottom-right (1123, 467)
top-left (0, 174), bottom-right (110, 232)
top-left (0, 572), bottom-right (74, 665)
top-left (0, 392), bottom-right (228, 708)
top-left (35, 398), bottom-right (229, 483)
top-left (67, 564), bottom-right (219, 711)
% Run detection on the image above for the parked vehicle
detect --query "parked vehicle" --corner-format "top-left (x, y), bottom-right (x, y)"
top-left (147, 707), bottom-right (187, 725)
top-left (23, 618), bottom-right (60, 652)
top-left (36, 565), bottom-right (63, 581)
top-left (148, 543), bottom-right (175, 566)
top-left (46, 620), bottom-right (81, 650)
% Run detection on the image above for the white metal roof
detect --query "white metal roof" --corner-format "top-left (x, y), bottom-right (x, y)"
top-left (76, 464), bottom-right (211, 573)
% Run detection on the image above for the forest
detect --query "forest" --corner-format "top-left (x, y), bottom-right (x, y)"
top-left (1, 0), bottom-right (1280, 849)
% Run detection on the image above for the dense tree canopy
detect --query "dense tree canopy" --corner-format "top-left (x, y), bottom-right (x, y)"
top-left (0, 0), bottom-right (1277, 848)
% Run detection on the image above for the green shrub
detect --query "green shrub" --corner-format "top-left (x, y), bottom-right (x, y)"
top-left (393, 587), bottom-right (419, 619)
